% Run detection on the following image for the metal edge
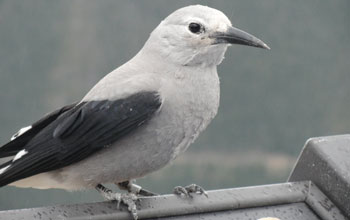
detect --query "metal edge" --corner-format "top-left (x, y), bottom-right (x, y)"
top-left (287, 137), bottom-right (315, 181)
top-left (305, 181), bottom-right (347, 220)
top-left (0, 182), bottom-right (309, 220)
top-left (123, 181), bottom-right (309, 220)
top-left (289, 135), bottom-right (350, 218)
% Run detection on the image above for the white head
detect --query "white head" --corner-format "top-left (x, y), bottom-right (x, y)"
top-left (141, 5), bottom-right (269, 67)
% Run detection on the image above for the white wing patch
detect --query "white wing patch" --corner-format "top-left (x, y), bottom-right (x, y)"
top-left (0, 165), bottom-right (11, 175)
top-left (13, 149), bottom-right (28, 162)
top-left (11, 125), bottom-right (32, 141)
top-left (0, 149), bottom-right (29, 175)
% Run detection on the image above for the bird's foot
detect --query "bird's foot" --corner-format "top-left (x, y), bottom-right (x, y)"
top-left (116, 193), bottom-right (138, 219)
top-left (117, 179), bottom-right (159, 197)
top-left (173, 183), bottom-right (208, 198)
top-left (96, 184), bottom-right (139, 220)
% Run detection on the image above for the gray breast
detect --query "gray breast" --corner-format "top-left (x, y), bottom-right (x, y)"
top-left (59, 67), bottom-right (220, 187)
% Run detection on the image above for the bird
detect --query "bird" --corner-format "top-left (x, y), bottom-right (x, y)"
top-left (0, 4), bottom-right (269, 219)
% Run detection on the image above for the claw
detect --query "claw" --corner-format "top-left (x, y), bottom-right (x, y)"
top-left (96, 184), bottom-right (139, 220)
top-left (173, 184), bottom-right (208, 198)
top-left (185, 184), bottom-right (208, 198)
top-left (173, 186), bottom-right (191, 197)
top-left (120, 193), bottom-right (138, 220)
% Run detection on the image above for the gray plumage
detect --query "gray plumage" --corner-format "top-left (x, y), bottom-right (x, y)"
top-left (0, 5), bottom-right (269, 190)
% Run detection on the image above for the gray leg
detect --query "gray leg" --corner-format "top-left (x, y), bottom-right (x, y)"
top-left (117, 179), bottom-right (159, 197)
top-left (96, 184), bottom-right (139, 220)
top-left (173, 183), bottom-right (208, 198)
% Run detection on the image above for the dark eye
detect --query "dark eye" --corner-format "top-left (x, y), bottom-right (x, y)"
top-left (188, 23), bottom-right (203, 34)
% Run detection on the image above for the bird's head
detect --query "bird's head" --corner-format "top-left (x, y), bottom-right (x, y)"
top-left (142, 5), bottom-right (270, 67)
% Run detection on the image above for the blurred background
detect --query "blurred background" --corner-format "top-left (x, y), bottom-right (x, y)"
top-left (0, 0), bottom-right (349, 210)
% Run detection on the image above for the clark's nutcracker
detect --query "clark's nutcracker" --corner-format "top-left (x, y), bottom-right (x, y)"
top-left (0, 5), bottom-right (269, 219)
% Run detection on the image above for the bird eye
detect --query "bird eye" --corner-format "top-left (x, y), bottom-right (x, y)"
top-left (188, 23), bottom-right (203, 34)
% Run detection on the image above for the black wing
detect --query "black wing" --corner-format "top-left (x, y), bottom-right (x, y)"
top-left (0, 102), bottom-right (78, 158)
top-left (0, 91), bottom-right (162, 186)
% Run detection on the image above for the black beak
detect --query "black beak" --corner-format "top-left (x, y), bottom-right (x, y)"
top-left (211, 26), bottom-right (270, 50)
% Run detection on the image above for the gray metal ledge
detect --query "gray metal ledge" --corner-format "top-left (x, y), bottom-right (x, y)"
top-left (289, 134), bottom-right (350, 218)
top-left (0, 181), bottom-right (346, 220)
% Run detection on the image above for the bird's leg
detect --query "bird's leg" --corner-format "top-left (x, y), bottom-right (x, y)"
top-left (95, 184), bottom-right (139, 220)
top-left (173, 183), bottom-right (208, 198)
top-left (96, 183), bottom-right (115, 200)
top-left (117, 179), bottom-right (159, 197)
